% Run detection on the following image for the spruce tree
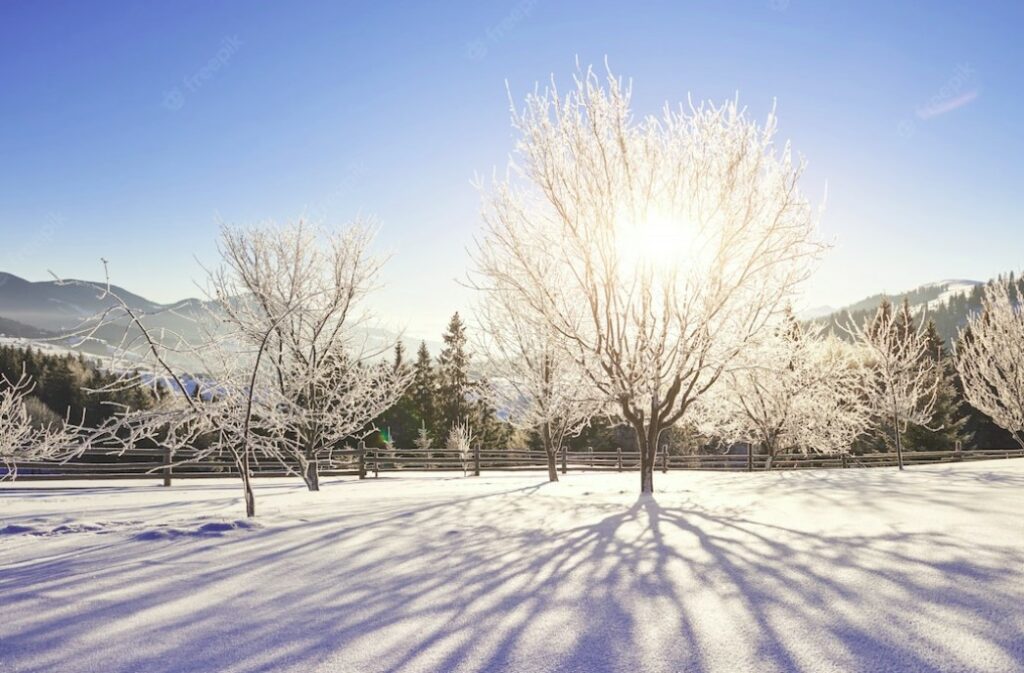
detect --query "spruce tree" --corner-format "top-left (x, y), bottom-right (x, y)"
top-left (903, 319), bottom-right (970, 451)
top-left (371, 342), bottom-right (420, 448)
top-left (410, 341), bottom-right (438, 441)
top-left (436, 312), bottom-right (473, 434)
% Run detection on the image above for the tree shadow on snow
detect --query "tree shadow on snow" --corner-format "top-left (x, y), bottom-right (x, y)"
top-left (2, 473), bottom-right (1023, 673)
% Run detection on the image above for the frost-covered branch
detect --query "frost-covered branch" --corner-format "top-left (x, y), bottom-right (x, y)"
top-left (471, 63), bottom-right (823, 492)
top-left (848, 300), bottom-right (939, 469)
top-left (708, 314), bottom-right (871, 467)
top-left (208, 219), bottom-right (411, 491)
top-left (0, 369), bottom-right (82, 480)
top-left (955, 276), bottom-right (1024, 450)
top-left (474, 282), bottom-right (599, 481)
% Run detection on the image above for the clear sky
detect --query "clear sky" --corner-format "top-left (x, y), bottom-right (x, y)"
top-left (1, 1), bottom-right (1022, 339)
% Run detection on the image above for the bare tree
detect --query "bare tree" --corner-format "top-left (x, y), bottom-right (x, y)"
top-left (0, 369), bottom-right (81, 480)
top-left (473, 63), bottom-right (823, 492)
top-left (710, 317), bottom-right (872, 468)
top-left (209, 219), bottom-right (411, 491)
top-left (474, 287), bottom-right (597, 481)
top-left (447, 419), bottom-right (474, 477)
top-left (850, 301), bottom-right (939, 470)
top-left (955, 276), bottom-right (1024, 449)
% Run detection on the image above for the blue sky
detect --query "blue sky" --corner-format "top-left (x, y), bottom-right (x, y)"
top-left (1, 1), bottom-right (1021, 338)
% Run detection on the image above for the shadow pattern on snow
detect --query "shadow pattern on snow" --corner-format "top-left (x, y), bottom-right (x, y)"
top-left (2, 468), bottom-right (1023, 673)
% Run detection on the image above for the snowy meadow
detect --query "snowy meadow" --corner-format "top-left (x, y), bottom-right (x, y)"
top-left (3, 463), bottom-right (1023, 673)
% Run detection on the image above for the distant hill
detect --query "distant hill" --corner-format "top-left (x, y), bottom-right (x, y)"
top-left (814, 277), bottom-right (1005, 346)
top-left (0, 315), bottom-right (54, 339)
top-left (0, 272), bottom-right (443, 367)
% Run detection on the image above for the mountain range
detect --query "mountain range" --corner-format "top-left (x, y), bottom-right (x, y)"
top-left (0, 272), bottom-right (442, 365)
top-left (0, 272), bottom-right (1001, 363)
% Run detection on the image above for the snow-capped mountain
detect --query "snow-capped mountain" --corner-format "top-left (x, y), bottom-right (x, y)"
top-left (813, 278), bottom-right (990, 345)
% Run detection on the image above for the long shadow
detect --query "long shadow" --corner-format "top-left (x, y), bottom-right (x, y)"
top-left (2, 472), bottom-right (1023, 673)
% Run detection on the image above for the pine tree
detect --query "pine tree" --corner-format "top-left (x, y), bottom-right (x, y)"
top-left (370, 342), bottom-right (420, 448)
top-left (436, 313), bottom-right (473, 433)
top-left (392, 340), bottom-right (406, 371)
top-left (468, 376), bottom-right (512, 451)
top-left (410, 341), bottom-right (438, 439)
top-left (903, 319), bottom-right (970, 451)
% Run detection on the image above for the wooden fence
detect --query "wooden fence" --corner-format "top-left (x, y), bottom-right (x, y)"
top-left (6, 443), bottom-right (1024, 483)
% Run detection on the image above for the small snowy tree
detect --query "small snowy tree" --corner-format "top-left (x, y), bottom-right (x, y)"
top-left (473, 63), bottom-right (823, 492)
top-left (955, 276), bottom-right (1024, 450)
top-left (413, 421), bottom-right (433, 468)
top-left (711, 316), bottom-right (872, 468)
top-left (0, 369), bottom-right (80, 480)
top-left (850, 300), bottom-right (939, 470)
top-left (447, 419), bottom-right (474, 477)
top-left (473, 286), bottom-right (597, 482)
top-left (54, 264), bottom-right (297, 518)
top-left (209, 219), bottom-right (411, 491)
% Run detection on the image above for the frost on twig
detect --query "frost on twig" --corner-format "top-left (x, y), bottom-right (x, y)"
top-left (705, 311), bottom-right (872, 468)
top-left (955, 276), bottom-right (1024, 450)
top-left (471, 62), bottom-right (824, 492)
top-left (0, 368), bottom-right (82, 481)
top-left (847, 300), bottom-right (939, 470)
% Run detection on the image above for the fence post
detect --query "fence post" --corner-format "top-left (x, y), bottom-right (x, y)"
top-left (358, 441), bottom-right (366, 479)
top-left (473, 443), bottom-right (481, 476)
top-left (746, 442), bottom-right (753, 472)
top-left (842, 452), bottom-right (849, 469)
top-left (561, 447), bottom-right (567, 475)
top-left (955, 440), bottom-right (963, 462)
top-left (661, 446), bottom-right (668, 473)
top-left (616, 447), bottom-right (623, 472)
top-left (589, 445), bottom-right (594, 469)
top-left (373, 447), bottom-right (379, 478)
top-left (162, 447), bottom-right (172, 487)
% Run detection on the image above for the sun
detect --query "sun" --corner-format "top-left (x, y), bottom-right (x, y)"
top-left (616, 210), bottom-right (703, 270)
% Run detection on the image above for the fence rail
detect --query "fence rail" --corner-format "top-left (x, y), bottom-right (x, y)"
top-left (6, 444), bottom-right (1024, 483)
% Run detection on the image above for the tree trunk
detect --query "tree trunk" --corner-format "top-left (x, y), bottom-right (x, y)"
top-left (640, 449), bottom-right (654, 493)
top-left (242, 472), bottom-right (255, 518)
top-left (239, 452), bottom-right (255, 518)
top-left (546, 449), bottom-right (559, 482)
top-left (893, 414), bottom-right (905, 471)
top-left (637, 425), bottom-right (655, 493)
top-left (302, 455), bottom-right (320, 491)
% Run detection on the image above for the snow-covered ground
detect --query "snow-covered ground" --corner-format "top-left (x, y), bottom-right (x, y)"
top-left (2, 463), bottom-right (1023, 673)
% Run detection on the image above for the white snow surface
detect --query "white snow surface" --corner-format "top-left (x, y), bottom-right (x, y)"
top-left (2, 463), bottom-right (1023, 673)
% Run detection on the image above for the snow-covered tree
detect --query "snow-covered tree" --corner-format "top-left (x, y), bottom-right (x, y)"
top-left (447, 419), bottom-right (474, 477)
top-left (955, 276), bottom-right (1024, 450)
top-left (53, 267), bottom-right (288, 517)
top-left (209, 219), bottom-right (411, 491)
top-left (473, 63), bottom-right (823, 492)
top-left (474, 285), bottom-right (597, 482)
top-left (0, 369), bottom-right (80, 480)
top-left (851, 300), bottom-right (939, 469)
top-left (710, 315), bottom-right (871, 468)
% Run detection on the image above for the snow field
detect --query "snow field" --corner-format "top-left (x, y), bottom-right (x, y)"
top-left (2, 462), bottom-right (1023, 673)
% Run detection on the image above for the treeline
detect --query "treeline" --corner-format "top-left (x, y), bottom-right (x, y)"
top-left (3, 301), bottom-right (1018, 457)
top-left (367, 312), bottom-right (513, 451)
top-left (825, 273), bottom-right (1024, 347)
top-left (0, 345), bottom-right (155, 429)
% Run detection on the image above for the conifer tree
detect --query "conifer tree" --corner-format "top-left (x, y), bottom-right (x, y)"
top-left (410, 341), bottom-right (438, 440)
top-left (371, 342), bottom-right (420, 447)
top-left (436, 313), bottom-right (473, 433)
top-left (904, 319), bottom-right (970, 451)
